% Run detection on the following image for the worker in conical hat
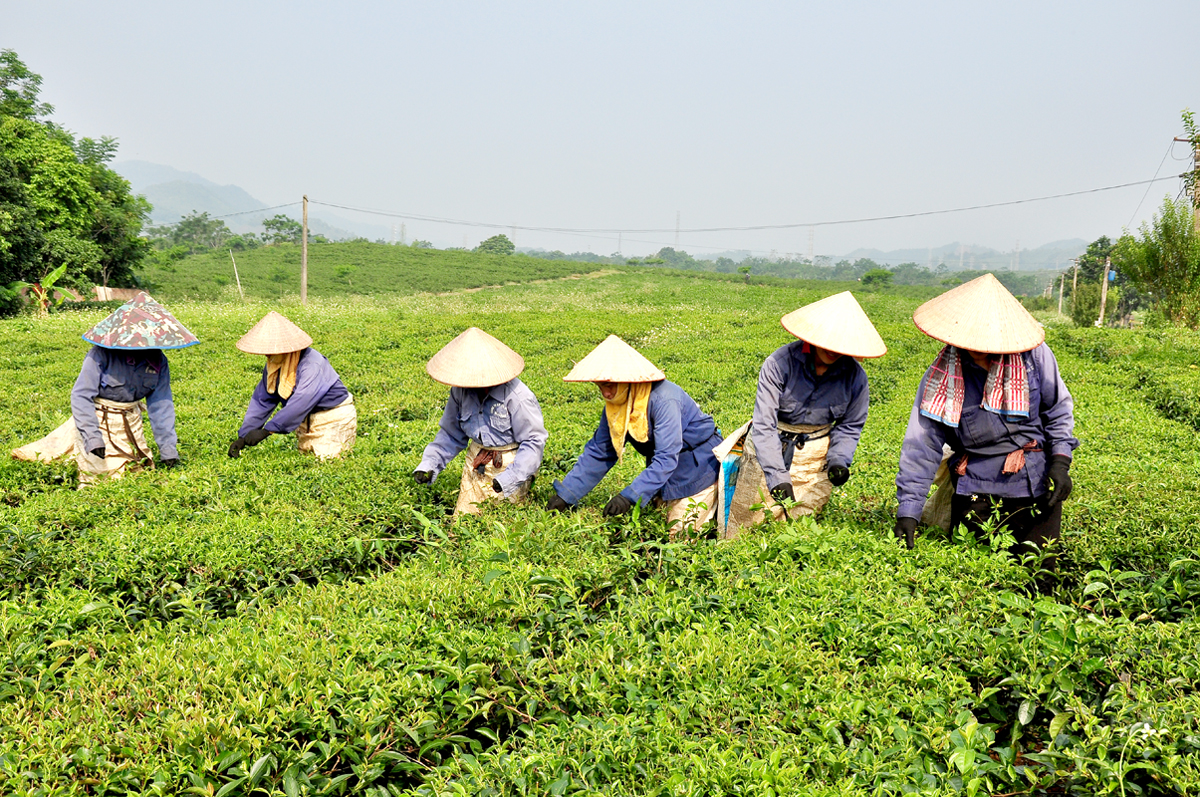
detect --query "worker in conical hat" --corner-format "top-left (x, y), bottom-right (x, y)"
top-left (413, 328), bottom-right (548, 517)
top-left (717, 292), bottom-right (886, 537)
top-left (11, 292), bottom-right (199, 486)
top-left (228, 311), bottom-right (356, 459)
top-left (547, 336), bottom-right (723, 536)
top-left (894, 273), bottom-right (1078, 566)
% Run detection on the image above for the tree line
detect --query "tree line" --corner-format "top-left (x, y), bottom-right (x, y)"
top-left (0, 50), bottom-right (150, 314)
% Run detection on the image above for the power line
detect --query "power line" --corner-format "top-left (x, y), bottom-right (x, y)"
top-left (309, 174), bottom-right (1183, 236)
top-left (1127, 143), bottom-right (1175, 229)
top-left (206, 202), bottom-right (301, 220)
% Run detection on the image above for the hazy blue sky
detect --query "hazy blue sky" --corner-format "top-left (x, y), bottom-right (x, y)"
top-left (7, 1), bottom-right (1198, 257)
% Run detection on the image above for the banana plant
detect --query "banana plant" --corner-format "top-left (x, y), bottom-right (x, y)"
top-left (11, 262), bottom-right (69, 318)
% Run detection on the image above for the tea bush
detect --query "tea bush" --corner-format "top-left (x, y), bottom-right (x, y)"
top-left (0, 268), bottom-right (1197, 794)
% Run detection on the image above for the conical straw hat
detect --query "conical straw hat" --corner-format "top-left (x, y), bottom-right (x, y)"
top-left (426, 327), bottom-right (525, 387)
top-left (780, 291), bottom-right (887, 358)
top-left (236, 311), bottom-right (313, 355)
top-left (913, 273), bottom-right (1045, 354)
top-left (82, 291), bottom-right (199, 350)
top-left (563, 335), bottom-right (666, 383)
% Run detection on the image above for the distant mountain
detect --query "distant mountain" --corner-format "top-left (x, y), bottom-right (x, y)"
top-left (114, 160), bottom-right (392, 241)
top-left (842, 239), bottom-right (1088, 272)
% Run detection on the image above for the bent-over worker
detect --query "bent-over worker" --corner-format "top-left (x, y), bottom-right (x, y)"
top-left (721, 291), bottom-right (885, 536)
top-left (12, 291), bottom-right (199, 486)
top-left (228, 311), bottom-right (356, 459)
top-left (894, 273), bottom-right (1078, 563)
top-left (413, 327), bottom-right (547, 517)
top-left (548, 335), bottom-right (723, 535)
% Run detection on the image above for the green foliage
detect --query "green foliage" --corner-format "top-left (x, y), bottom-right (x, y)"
top-left (860, 268), bottom-right (894, 288)
top-left (1114, 197), bottom-right (1200, 327)
top-left (0, 49), bottom-right (53, 121)
top-left (0, 262), bottom-right (1198, 794)
top-left (146, 211), bottom-right (234, 253)
top-left (262, 214), bottom-right (303, 245)
top-left (0, 51), bottom-right (149, 302)
top-left (475, 234), bottom-right (515, 256)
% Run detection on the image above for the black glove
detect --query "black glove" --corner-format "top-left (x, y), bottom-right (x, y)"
top-left (228, 437), bottom-right (246, 458)
top-left (413, 470), bottom-right (433, 484)
top-left (243, 428), bottom-right (272, 447)
top-left (1045, 455), bottom-right (1072, 507)
top-left (894, 517), bottom-right (917, 550)
top-left (159, 458), bottom-right (180, 469)
top-left (546, 493), bottom-right (570, 513)
top-left (827, 465), bottom-right (850, 487)
top-left (89, 446), bottom-right (105, 459)
top-left (603, 494), bottom-right (634, 517)
top-left (770, 482), bottom-right (795, 503)
top-left (492, 478), bottom-right (503, 494)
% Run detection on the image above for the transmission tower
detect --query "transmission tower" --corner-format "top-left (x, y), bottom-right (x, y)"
top-left (807, 228), bottom-right (814, 264)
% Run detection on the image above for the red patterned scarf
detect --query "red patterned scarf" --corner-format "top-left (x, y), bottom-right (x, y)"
top-left (919, 346), bottom-right (1029, 428)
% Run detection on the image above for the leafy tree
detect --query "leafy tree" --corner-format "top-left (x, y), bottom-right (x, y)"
top-left (475, 234), bottom-right (515, 256)
top-left (860, 268), bottom-right (894, 288)
top-left (262, 214), bottom-right (302, 245)
top-left (1113, 196), bottom-right (1200, 326)
top-left (411, 240), bottom-right (433, 249)
top-left (0, 50), bottom-right (150, 310)
top-left (0, 49), bottom-right (53, 121)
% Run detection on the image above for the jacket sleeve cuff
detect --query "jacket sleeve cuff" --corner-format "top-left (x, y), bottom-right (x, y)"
top-left (552, 479), bottom-right (580, 505)
top-left (1049, 443), bottom-right (1074, 459)
top-left (897, 500), bottom-right (926, 520)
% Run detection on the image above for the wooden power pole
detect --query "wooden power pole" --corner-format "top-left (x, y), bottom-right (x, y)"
top-left (301, 195), bottom-right (309, 305)
top-left (1096, 256), bottom-right (1112, 327)
top-left (1058, 274), bottom-right (1065, 315)
top-left (1071, 259), bottom-right (1079, 315)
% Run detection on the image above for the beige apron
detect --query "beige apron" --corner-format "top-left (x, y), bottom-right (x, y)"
top-left (75, 398), bottom-right (153, 486)
top-left (12, 416), bottom-right (77, 463)
top-left (297, 396), bottom-right (357, 459)
top-left (454, 440), bottom-right (530, 517)
top-left (725, 421), bottom-right (832, 538)
top-left (655, 481), bottom-right (719, 538)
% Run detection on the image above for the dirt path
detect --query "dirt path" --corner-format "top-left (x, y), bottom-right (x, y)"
top-left (434, 269), bottom-right (620, 296)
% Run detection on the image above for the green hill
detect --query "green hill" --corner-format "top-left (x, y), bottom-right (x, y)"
top-left (143, 241), bottom-right (631, 301)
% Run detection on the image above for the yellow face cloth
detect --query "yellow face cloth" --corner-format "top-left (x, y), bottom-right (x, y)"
top-left (265, 351), bottom-right (301, 399)
top-left (604, 382), bottom-right (652, 460)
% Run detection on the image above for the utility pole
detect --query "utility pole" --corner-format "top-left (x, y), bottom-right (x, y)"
top-left (1096, 256), bottom-right (1112, 327)
top-left (1058, 274), bottom-right (1064, 315)
top-left (301, 195), bottom-right (308, 305)
top-left (511, 224), bottom-right (517, 248)
top-left (1014, 240), bottom-right (1020, 272)
top-left (1071, 258), bottom-right (1079, 315)
top-left (400, 223), bottom-right (406, 245)
top-left (674, 211), bottom-right (680, 249)
top-left (229, 249), bottom-right (244, 301)
top-left (1177, 134), bottom-right (1200, 231)
top-left (618, 232), bottom-right (622, 256)
top-left (807, 228), bottom-right (814, 264)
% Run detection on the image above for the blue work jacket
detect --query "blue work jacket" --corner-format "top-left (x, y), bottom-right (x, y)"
top-left (554, 380), bottom-right (722, 505)
top-left (896, 343), bottom-right (1079, 519)
top-left (750, 342), bottom-right (869, 488)
top-left (71, 347), bottom-right (178, 459)
top-left (238, 348), bottom-right (349, 437)
top-left (417, 378), bottom-right (548, 497)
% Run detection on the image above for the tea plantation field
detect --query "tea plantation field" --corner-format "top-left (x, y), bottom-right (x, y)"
top-left (1, 269), bottom-right (1199, 795)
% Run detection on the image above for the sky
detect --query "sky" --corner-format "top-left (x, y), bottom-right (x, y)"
top-left (6, 0), bottom-right (1198, 258)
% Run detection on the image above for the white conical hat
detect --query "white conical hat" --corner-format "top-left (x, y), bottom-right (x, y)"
top-left (236, 311), bottom-right (313, 355)
top-left (780, 291), bottom-right (887, 358)
top-left (426, 327), bottom-right (525, 387)
top-left (563, 335), bottom-right (666, 383)
top-left (913, 273), bottom-right (1045, 354)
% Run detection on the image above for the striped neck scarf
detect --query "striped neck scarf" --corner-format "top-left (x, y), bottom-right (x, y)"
top-left (919, 345), bottom-right (1029, 428)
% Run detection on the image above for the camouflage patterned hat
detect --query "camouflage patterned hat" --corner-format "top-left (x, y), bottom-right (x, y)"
top-left (82, 292), bottom-right (200, 350)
